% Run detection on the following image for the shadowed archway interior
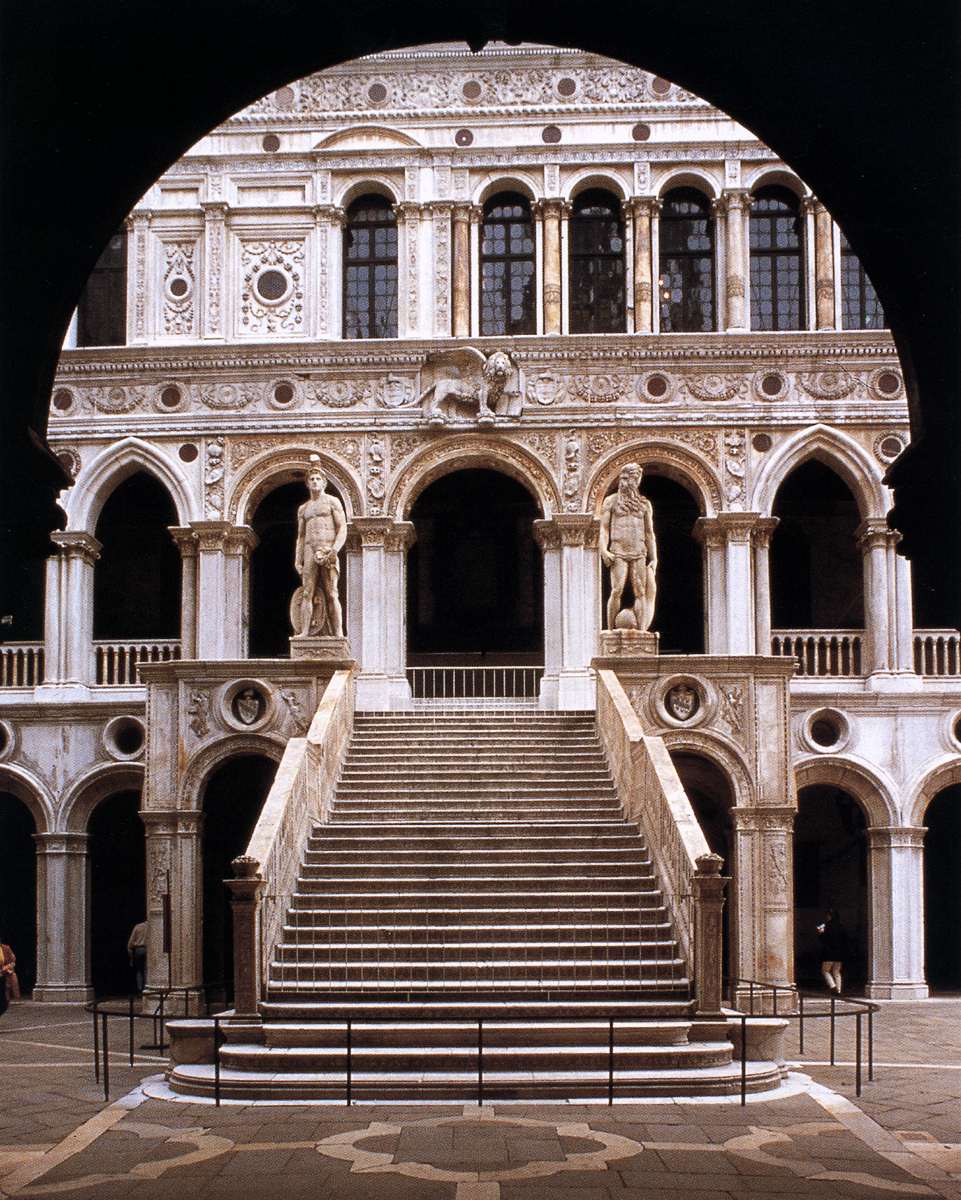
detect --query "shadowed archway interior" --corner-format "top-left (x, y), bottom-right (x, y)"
top-left (924, 784), bottom-right (961, 990)
top-left (793, 785), bottom-right (868, 989)
top-left (88, 790), bottom-right (145, 997)
top-left (0, 794), bottom-right (37, 995)
top-left (407, 469), bottom-right (543, 663)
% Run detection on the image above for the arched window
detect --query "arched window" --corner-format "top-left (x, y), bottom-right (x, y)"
top-left (840, 231), bottom-right (885, 329)
top-left (569, 189), bottom-right (625, 333)
top-left (480, 192), bottom-right (535, 336)
top-left (658, 188), bottom-right (715, 332)
top-left (750, 186), bottom-right (805, 331)
top-left (77, 228), bottom-right (127, 346)
top-left (343, 195), bottom-right (397, 339)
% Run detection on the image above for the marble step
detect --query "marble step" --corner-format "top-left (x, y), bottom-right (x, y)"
top-left (301, 848), bottom-right (652, 866)
top-left (295, 874), bottom-right (659, 894)
top-left (269, 955), bottom-right (686, 980)
top-left (259, 994), bottom-right (694, 1022)
top-left (288, 889), bottom-right (665, 908)
top-left (267, 974), bottom-right (690, 992)
top-left (306, 832), bottom-right (644, 850)
top-left (273, 939), bottom-right (679, 963)
top-left (251, 1019), bottom-right (693, 1049)
top-left (283, 912), bottom-right (673, 932)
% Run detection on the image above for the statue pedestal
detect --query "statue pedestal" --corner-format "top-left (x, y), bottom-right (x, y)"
top-left (598, 629), bottom-right (660, 658)
top-left (289, 635), bottom-right (353, 662)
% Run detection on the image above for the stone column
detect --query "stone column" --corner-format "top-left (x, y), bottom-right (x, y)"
top-left (469, 205), bottom-right (482, 336)
top-left (533, 516), bottom-right (600, 709)
top-left (731, 806), bottom-right (796, 993)
top-left (226, 863), bottom-right (265, 1019)
top-left (169, 527), bottom-right (198, 659)
top-left (141, 809), bottom-right (204, 1003)
top-left (32, 833), bottom-right (91, 1002)
top-left (693, 853), bottom-right (728, 1016)
top-left (626, 198), bottom-right (655, 333)
top-left (858, 518), bottom-right (897, 678)
top-left (43, 532), bottom-right (101, 688)
top-left (191, 523), bottom-right (258, 660)
top-left (692, 518), bottom-right (728, 655)
top-left (201, 201), bottom-right (227, 339)
top-left (451, 203), bottom-right (471, 337)
top-left (801, 197), bottom-right (817, 330)
top-left (559, 201), bottom-right (572, 334)
top-left (539, 199), bottom-right (563, 335)
top-left (866, 827), bottom-right (928, 999)
top-left (348, 518), bottom-right (416, 710)
top-left (721, 190), bottom-right (749, 331)
top-left (752, 517), bottom-right (779, 656)
top-left (891, 537), bottom-right (916, 674)
top-left (813, 201), bottom-right (836, 330)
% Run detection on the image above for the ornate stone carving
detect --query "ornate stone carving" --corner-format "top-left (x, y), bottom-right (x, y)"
top-left (600, 463), bottom-right (657, 632)
top-left (673, 430), bottom-right (720, 464)
top-left (683, 374), bottom-right (749, 403)
top-left (162, 241), bottom-right (197, 336)
top-left (132, 214), bottom-right (149, 340)
top-left (390, 433), bottom-right (423, 463)
top-left (432, 205), bottom-right (451, 336)
top-left (569, 373), bottom-right (630, 404)
top-left (203, 202), bottom-right (226, 337)
top-left (719, 683), bottom-right (745, 737)
top-left (204, 437), bottom-right (225, 517)
top-left (192, 382), bottom-right (260, 410)
top-left (666, 683), bottom-right (699, 721)
top-left (723, 429), bottom-right (746, 504)
top-left (586, 430), bottom-right (635, 460)
top-left (365, 435), bottom-right (387, 516)
top-left (515, 430), bottom-right (556, 463)
top-left (83, 385), bottom-right (144, 414)
top-left (562, 429), bottom-right (582, 512)
top-left (798, 370), bottom-right (860, 401)
top-left (54, 446), bottom-right (81, 480)
top-left (292, 455), bottom-right (347, 638)
top-left (149, 840), bottom-right (172, 900)
top-left (310, 379), bottom-right (378, 408)
top-left (239, 239), bottom-right (305, 334)
top-left (186, 689), bottom-right (210, 739)
top-left (279, 688), bottom-right (308, 736)
top-left (587, 444), bottom-right (722, 514)
top-left (418, 347), bottom-right (522, 424)
top-left (380, 375), bottom-right (417, 408)
top-left (726, 274), bottom-right (745, 300)
top-left (526, 372), bottom-right (560, 406)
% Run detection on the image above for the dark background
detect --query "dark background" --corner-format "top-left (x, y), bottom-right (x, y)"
top-left (1, 0), bottom-right (959, 626)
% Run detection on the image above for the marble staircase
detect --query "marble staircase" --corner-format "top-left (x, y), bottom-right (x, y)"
top-left (168, 711), bottom-right (784, 1100)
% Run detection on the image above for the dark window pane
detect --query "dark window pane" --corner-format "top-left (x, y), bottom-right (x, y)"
top-left (343, 194), bottom-right (398, 339)
top-left (77, 229), bottom-right (127, 346)
top-left (840, 231), bottom-right (885, 329)
top-left (750, 186), bottom-right (805, 330)
top-left (481, 191), bottom-right (535, 335)
top-left (569, 189), bottom-right (626, 334)
top-left (658, 189), bottom-right (715, 332)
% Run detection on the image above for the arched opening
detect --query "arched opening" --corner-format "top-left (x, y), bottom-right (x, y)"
top-left (88, 790), bottom-right (145, 997)
top-left (601, 471), bottom-right (704, 652)
top-left (569, 188), bottom-right (626, 333)
top-left (249, 478), bottom-right (348, 658)
top-left (343, 194), bottom-right (398, 340)
top-left (793, 784), bottom-right (868, 990)
top-left (669, 753), bottom-right (735, 979)
top-left (771, 460), bottom-right (864, 630)
top-left (750, 185), bottom-right (805, 331)
top-left (658, 187), bottom-right (716, 332)
top-left (0, 793), bottom-right (37, 995)
top-left (93, 471), bottom-right (181, 640)
top-left (480, 192), bottom-right (536, 336)
top-left (923, 784), bottom-right (961, 991)
top-left (407, 469), bottom-right (542, 663)
top-left (201, 755), bottom-right (277, 991)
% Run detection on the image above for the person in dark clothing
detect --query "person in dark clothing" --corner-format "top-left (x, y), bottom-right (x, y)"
top-left (817, 909), bottom-right (847, 993)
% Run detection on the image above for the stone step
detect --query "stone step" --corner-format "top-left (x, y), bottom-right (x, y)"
top-left (334, 786), bottom-right (619, 799)
top-left (273, 939), bottom-right (679, 963)
top-left (253, 1019), bottom-right (692, 1049)
top-left (267, 974), bottom-right (690, 992)
top-left (330, 803), bottom-right (624, 818)
top-left (295, 875), bottom-right (659, 894)
top-left (259, 994), bottom-right (694, 1022)
top-left (269, 955), bottom-right (686, 980)
top-left (339, 768), bottom-right (613, 783)
top-left (284, 912), bottom-right (673, 932)
top-left (302, 849), bottom-right (653, 867)
top-left (307, 833), bottom-right (644, 851)
top-left (289, 889), bottom-right (665, 909)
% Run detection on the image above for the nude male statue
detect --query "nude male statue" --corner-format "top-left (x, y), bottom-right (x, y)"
top-left (295, 460), bottom-right (346, 638)
top-left (599, 463), bottom-right (658, 631)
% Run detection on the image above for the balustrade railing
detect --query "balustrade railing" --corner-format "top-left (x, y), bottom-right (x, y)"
top-left (594, 669), bottom-right (713, 1001)
top-left (771, 630), bottom-right (863, 676)
top-left (913, 629), bottom-right (961, 676)
top-left (94, 640), bottom-right (181, 685)
top-left (406, 665), bottom-right (544, 706)
top-left (243, 669), bottom-right (356, 999)
top-left (0, 642), bottom-right (44, 687)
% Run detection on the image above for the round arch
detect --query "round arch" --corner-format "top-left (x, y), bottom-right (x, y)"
top-left (335, 178), bottom-right (403, 208)
top-left (389, 436), bottom-right (560, 520)
top-left (656, 169), bottom-right (721, 200)
top-left (473, 174), bottom-right (540, 206)
top-left (228, 446), bottom-right (363, 525)
top-left (906, 755), bottom-right (961, 827)
top-left (752, 424), bottom-right (888, 520)
top-left (65, 436), bottom-right (196, 532)
top-left (744, 167), bottom-right (808, 198)
top-left (318, 127), bottom-right (420, 150)
top-left (0, 764), bottom-right (55, 834)
top-left (59, 762), bottom-right (144, 833)
top-left (794, 755), bottom-right (898, 827)
top-left (180, 733), bottom-right (284, 810)
top-left (565, 170), bottom-right (629, 202)
top-left (586, 442), bottom-right (721, 516)
top-left (659, 728), bottom-right (755, 810)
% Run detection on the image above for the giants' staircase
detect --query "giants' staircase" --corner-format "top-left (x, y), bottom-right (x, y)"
top-left (169, 711), bottom-right (783, 1100)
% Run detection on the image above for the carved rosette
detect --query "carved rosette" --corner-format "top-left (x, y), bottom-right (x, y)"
top-left (162, 240), bottom-right (198, 336)
top-left (239, 239), bottom-right (306, 334)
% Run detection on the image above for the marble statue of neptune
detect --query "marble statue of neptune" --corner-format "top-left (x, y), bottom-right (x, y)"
top-left (294, 457), bottom-right (347, 638)
top-left (599, 463), bottom-right (658, 631)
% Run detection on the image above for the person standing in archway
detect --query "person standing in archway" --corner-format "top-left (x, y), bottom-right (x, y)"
top-left (0, 936), bottom-right (19, 1016)
top-left (599, 463), bottom-right (657, 631)
top-left (817, 909), bottom-right (847, 994)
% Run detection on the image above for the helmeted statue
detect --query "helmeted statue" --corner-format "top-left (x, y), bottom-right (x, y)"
top-left (599, 463), bottom-right (657, 632)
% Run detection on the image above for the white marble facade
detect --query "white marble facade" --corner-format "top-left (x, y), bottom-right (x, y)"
top-left (1, 41), bottom-right (959, 1002)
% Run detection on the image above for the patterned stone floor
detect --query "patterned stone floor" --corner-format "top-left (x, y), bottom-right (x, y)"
top-left (1, 1000), bottom-right (959, 1200)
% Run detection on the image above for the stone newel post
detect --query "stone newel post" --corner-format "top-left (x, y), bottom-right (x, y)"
top-left (693, 852), bottom-right (728, 1016)
top-left (226, 856), bottom-right (265, 1019)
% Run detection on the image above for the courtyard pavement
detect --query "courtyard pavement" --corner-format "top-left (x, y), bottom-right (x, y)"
top-left (0, 999), bottom-right (958, 1200)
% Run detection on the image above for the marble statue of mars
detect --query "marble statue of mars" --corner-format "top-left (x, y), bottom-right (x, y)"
top-left (295, 459), bottom-right (346, 638)
top-left (599, 463), bottom-right (658, 631)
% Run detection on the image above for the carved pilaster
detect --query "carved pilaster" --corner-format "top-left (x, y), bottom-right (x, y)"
top-left (430, 202), bottom-right (452, 337)
top-left (201, 201), bottom-right (227, 339)
top-left (395, 201), bottom-right (422, 338)
top-left (128, 210), bottom-right (151, 343)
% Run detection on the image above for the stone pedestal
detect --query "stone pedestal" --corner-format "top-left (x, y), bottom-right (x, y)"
top-left (865, 826), bottom-right (929, 999)
top-left (598, 630), bottom-right (659, 658)
top-left (289, 636), bottom-right (353, 662)
top-left (693, 853), bottom-right (728, 1016)
top-left (226, 863), bottom-right (265, 1020)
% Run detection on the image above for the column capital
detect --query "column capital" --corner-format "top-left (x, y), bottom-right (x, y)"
top-left (468, 203), bottom-right (484, 224)
top-left (425, 200), bottom-right (453, 218)
top-left (751, 516), bottom-right (780, 547)
top-left (800, 194), bottom-right (818, 217)
top-left (695, 513), bottom-right (780, 546)
top-left (394, 201), bottom-right (423, 221)
top-left (857, 518), bottom-right (900, 550)
top-left (720, 188), bottom-right (750, 213)
top-left (169, 526), bottom-right (198, 557)
top-left (623, 195), bottom-right (659, 219)
top-left (128, 208), bottom-right (152, 228)
top-left (33, 832), bottom-right (89, 855)
top-left (866, 825), bottom-right (927, 850)
top-left (450, 201), bottom-right (473, 223)
top-left (50, 530), bottom-right (102, 564)
top-left (731, 805), bottom-right (796, 832)
top-left (533, 515), bottom-right (599, 550)
top-left (348, 517), bottom-right (416, 551)
top-left (533, 197), bottom-right (566, 221)
top-left (189, 521), bottom-right (258, 554)
top-left (201, 200), bottom-right (229, 218)
top-left (313, 203), bottom-right (345, 226)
